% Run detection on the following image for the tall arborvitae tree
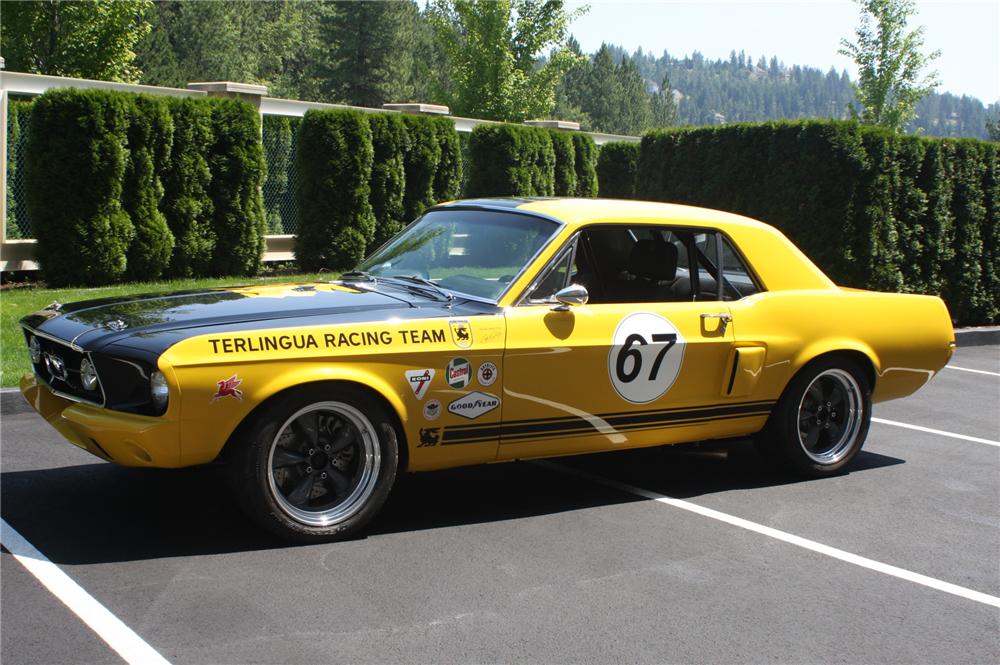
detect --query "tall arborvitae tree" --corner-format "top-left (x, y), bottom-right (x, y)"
top-left (313, 0), bottom-right (420, 107)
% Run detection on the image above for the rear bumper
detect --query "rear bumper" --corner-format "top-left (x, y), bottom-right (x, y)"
top-left (19, 373), bottom-right (181, 467)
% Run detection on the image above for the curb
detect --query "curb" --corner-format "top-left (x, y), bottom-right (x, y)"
top-left (954, 326), bottom-right (1000, 347)
top-left (0, 388), bottom-right (31, 416)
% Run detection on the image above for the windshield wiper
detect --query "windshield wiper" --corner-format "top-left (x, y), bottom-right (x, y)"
top-left (391, 275), bottom-right (455, 303)
top-left (339, 270), bottom-right (376, 282)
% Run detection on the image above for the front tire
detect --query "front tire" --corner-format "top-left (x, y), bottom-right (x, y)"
top-left (756, 357), bottom-right (872, 477)
top-left (229, 385), bottom-right (399, 542)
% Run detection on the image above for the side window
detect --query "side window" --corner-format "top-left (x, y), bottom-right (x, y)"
top-left (720, 236), bottom-right (761, 299)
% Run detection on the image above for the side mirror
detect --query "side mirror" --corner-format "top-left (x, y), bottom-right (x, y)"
top-left (552, 284), bottom-right (589, 311)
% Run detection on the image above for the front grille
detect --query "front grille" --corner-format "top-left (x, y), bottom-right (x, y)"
top-left (23, 330), bottom-right (105, 405)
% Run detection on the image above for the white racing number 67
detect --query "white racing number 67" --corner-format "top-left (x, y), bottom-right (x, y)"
top-left (608, 312), bottom-right (686, 404)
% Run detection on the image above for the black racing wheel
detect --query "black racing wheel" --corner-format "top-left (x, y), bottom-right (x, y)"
top-left (229, 384), bottom-right (399, 542)
top-left (756, 356), bottom-right (872, 477)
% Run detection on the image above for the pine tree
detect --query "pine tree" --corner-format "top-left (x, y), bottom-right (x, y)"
top-left (314, 0), bottom-right (420, 107)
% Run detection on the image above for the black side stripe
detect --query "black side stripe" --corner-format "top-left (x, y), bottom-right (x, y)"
top-left (440, 400), bottom-right (775, 445)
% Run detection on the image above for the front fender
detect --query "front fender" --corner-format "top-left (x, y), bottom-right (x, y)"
top-left (170, 360), bottom-right (410, 466)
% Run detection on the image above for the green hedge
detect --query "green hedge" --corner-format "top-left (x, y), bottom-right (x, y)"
top-left (433, 116), bottom-right (463, 203)
top-left (572, 133), bottom-right (599, 197)
top-left (124, 95), bottom-right (175, 281)
top-left (596, 142), bottom-right (640, 199)
top-left (635, 120), bottom-right (1000, 325)
top-left (368, 114), bottom-right (408, 248)
top-left (296, 109), bottom-right (375, 271)
top-left (22, 89), bottom-right (266, 285)
top-left (206, 98), bottom-right (267, 277)
top-left (465, 124), bottom-right (556, 197)
top-left (550, 131), bottom-right (577, 196)
top-left (401, 115), bottom-right (441, 222)
top-left (163, 98), bottom-right (215, 278)
top-left (26, 89), bottom-right (135, 286)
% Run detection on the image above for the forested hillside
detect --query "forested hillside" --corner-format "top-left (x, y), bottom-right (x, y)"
top-left (602, 44), bottom-right (996, 139)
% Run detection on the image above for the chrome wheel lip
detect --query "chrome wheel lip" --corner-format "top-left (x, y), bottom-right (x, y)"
top-left (267, 401), bottom-right (381, 528)
top-left (796, 368), bottom-right (862, 465)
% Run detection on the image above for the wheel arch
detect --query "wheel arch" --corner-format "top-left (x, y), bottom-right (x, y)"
top-left (215, 375), bottom-right (410, 472)
top-left (790, 346), bottom-right (878, 394)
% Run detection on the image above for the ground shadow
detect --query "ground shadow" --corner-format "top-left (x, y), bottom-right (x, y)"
top-left (1, 440), bottom-right (903, 565)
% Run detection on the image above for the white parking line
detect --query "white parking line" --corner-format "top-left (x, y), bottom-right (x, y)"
top-left (945, 365), bottom-right (1000, 377)
top-left (540, 462), bottom-right (1000, 610)
top-left (872, 417), bottom-right (1000, 447)
top-left (0, 518), bottom-right (171, 665)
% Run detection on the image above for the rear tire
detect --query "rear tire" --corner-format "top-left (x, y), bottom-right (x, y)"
top-left (229, 385), bottom-right (399, 542)
top-left (755, 357), bottom-right (871, 477)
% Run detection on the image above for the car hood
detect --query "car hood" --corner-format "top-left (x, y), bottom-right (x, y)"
top-left (21, 282), bottom-right (473, 354)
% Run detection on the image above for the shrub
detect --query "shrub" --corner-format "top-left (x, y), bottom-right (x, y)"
top-left (206, 98), bottom-right (267, 277)
top-left (550, 130), bottom-right (577, 196)
top-left (296, 109), bottom-right (374, 271)
top-left (123, 95), bottom-right (175, 281)
top-left (25, 89), bottom-right (134, 286)
top-left (596, 141), bottom-right (639, 198)
top-left (465, 124), bottom-right (555, 197)
top-left (572, 133), bottom-right (598, 197)
top-left (402, 115), bottom-right (441, 221)
top-left (368, 113), bottom-right (407, 247)
top-left (162, 98), bottom-right (215, 278)
top-left (634, 120), bottom-right (998, 325)
top-left (433, 116), bottom-right (463, 204)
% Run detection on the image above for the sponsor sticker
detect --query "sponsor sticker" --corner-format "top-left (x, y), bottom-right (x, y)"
top-left (213, 374), bottom-right (243, 402)
top-left (449, 319), bottom-right (473, 348)
top-left (446, 357), bottom-right (471, 389)
top-left (417, 428), bottom-right (441, 447)
top-left (405, 368), bottom-right (435, 399)
top-left (423, 399), bottom-right (442, 421)
top-left (447, 391), bottom-right (500, 419)
top-left (608, 312), bottom-right (687, 404)
top-left (477, 361), bottom-right (498, 387)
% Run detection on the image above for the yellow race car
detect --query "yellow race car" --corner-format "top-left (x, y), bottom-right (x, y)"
top-left (20, 199), bottom-right (955, 541)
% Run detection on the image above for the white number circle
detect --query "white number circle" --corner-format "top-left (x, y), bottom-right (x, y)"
top-left (608, 312), bottom-right (686, 404)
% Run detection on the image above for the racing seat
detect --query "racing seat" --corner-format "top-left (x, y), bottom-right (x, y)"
top-left (622, 239), bottom-right (679, 302)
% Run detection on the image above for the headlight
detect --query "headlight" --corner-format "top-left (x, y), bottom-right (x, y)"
top-left (150, 371), bottom-right (169, 412)
top-left (28, 336), bottom-right (42, 364)
top-left (80, 358), bottom-right (99, 391)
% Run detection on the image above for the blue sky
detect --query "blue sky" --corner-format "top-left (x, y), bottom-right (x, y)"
top-left (564, 0), bottom-right (999, 104)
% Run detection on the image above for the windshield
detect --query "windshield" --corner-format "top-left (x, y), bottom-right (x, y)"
top-left (358, 209), bottom-right (560, 301)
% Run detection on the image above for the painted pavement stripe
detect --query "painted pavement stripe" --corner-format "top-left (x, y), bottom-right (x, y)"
top-left (1, 518), bottom-right (171, 665)
top-left (540, 462), bottom-right (1000, 610)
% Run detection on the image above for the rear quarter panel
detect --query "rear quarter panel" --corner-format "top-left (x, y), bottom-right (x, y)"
top-left (730, 289), bottom-right (954, 404)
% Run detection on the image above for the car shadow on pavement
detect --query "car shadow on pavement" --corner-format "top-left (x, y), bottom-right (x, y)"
top-left (1, 440), bottom-right (903, 565)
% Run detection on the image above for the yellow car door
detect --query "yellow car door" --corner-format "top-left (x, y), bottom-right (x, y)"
top-left (496, 224), bottom-right (762, 460)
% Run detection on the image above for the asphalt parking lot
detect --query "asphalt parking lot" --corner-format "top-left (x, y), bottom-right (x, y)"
top-left (2, 345), bottom-right (998, 664)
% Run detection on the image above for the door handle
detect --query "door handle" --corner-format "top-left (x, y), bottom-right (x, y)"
top-left (700, 312), bottom-right (732, 334)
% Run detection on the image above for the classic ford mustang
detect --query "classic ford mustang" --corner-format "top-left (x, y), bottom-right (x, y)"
top-left (20, 198), bottom-right (955, 541)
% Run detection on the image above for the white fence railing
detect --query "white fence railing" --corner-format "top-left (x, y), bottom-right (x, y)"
top-left (1, 71), bottom-right (639, 271)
